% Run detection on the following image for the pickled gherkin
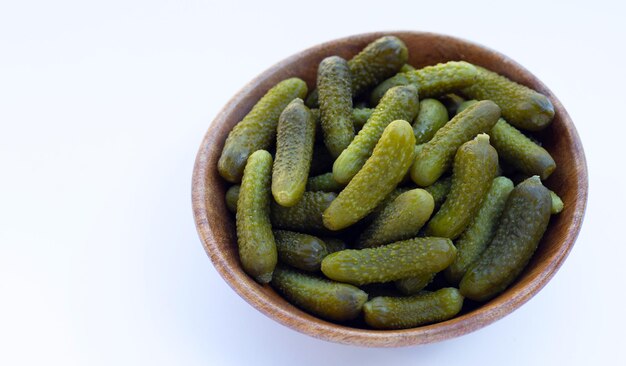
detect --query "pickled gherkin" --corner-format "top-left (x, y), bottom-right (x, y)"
top-left (333, 85), bottom-right (419, 184)
top-left (445, 176), bottom-right (514, 284)
top-left (550, 190), bottom-right (564, 214)
top-left (317, 56), bottom-right (355, 157)
top-left (358, 189), bottom-right (434, 248)
top-left (351, 108), bottom-right (373, 130)
top-left (236, 150), bottom-right (277, 283)
top-left (460, 176), bottom-right (552, 301)
top-left (394, 273), bottom-right (436, 295)
top-left (424, 176), bottom-right (452, 210)
top-left (271, 191), bottom-right (336, 234)
top-left (369, 61), bottom-right (478, 105)
top-left (225, 185), bottom-right (240, 213)
top-left (425, 134), bottom-right (499, 239)
top-left (412, 98), bottom-right (449, 144)
top-left (461, 66), bottom-right (554, 131)
top-left (306, 172), bottom-right (344, 192)
top-left (411, 100), bottom-right (500, 187)
top-left (363, 288), bottom-right (464, 329)
top-left (324, 120), bottom-right (416, 230)
top-left (399, 64), bottom-right (416, 73)
top-left (218, 78), bottom-right (307, 182)
top-left (271, 267), bottom-right (368, 322)
top-left (274, 230), bottom-right (328, 272)
top-left (321, 237), bottom-right (456, 285)
top-left (272, 99), bottom-right (316, 207)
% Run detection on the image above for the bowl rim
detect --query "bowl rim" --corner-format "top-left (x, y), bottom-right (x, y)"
top-left (191, 30), bottom-right (588, 347)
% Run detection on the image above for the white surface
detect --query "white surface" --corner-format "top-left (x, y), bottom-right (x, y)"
top-left (1, 1), bottom-right (624, 365)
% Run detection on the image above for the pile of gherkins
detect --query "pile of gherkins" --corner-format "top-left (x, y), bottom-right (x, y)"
top-left (217, 36), bottom-right (564, 330)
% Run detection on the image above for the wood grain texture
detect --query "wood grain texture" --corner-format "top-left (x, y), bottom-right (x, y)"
top-left (191, 31), bottom-right (588, 347)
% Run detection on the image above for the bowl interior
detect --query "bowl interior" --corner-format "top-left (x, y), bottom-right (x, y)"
top-left (192, 31), bottom-right (588, 347)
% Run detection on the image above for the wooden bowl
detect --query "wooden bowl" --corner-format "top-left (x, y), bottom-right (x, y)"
top-left (191, 31), bottom-right (588, 347)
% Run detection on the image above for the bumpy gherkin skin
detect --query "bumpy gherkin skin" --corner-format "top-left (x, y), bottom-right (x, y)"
top-left (305, 36), bottom-right (409, 107)
top-left (424, 176), bottom-right (452, 210)
top-left (460, 176), bottom-right (552, 301)
top-left (461, 66), bottom-right (554, 131)
top-left (306, 172), bottom-right (345, 192)
top-left (272, 99), bottom-right (316, 207)
top-left (271, 267), bottom-right (368, 322)
top-left (273, 230), bottom-right (328, 272)
top-left (236, 150), bottom-right (277, 283)
top-left (363, 288), bottom-right (464, 329)
top-left (324, 120), bottom-right (416, 230)
top-left (271, 191), bottom-right (336, 234)
top-left (490, 118), bottom-right (556, 180)
top-left (411, 100), bottom-right (500, 187)
top-left (370, 61), bottom-right (478, 105)
top-left (550, 190), bottom-right (564, 214)
top-left (445, 176), bottom-right (514, 284)
top-left (413, 98), bottom-right (450, 144)
top-left (218, 78), bottom-right (307, 182)
top-left (351, 108), bottom-right (373, 130)
top-left (317, 56), bottom-right (355, 157)
top-left (425, 134), bottom-right (499, 239)
top-left (321, 237), bottom-right (456, 285)
top-left (394, 273), bottom-right (436, 295)
top-left (333, 85), bottom-right (419, 184)
top-left (225, 185), bottom-right (240, 213)
top-left (359, 189), bottom-right (434, 248)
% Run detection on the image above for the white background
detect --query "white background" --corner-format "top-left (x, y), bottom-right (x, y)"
top-left (1, 1), bottom-right (624, 365)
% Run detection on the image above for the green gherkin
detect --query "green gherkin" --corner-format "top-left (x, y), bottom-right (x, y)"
top-left (399, 64), bottom-right (416, 73)
top-left (272, 99), bottom-right (316, 207)
top-left (394, 273), bottom-right (436, 295)
top-left (271, 267), bottom-right (368, 322)
top-left (225, 185), bottom-right (240, 213)
top-left (271, 191), bottom-right (336, 234)
top-left (363, 288), bottom-right (464, 329)
top-left (306, 172), bottom-right (345, 192)
top-left (218, 78), bottom-right (307, 182)
top-left (317, 56), bottom-right (355, 157)
top-left (305, 36), bottom-right (409, 107)
top-left (324, 120), bottom-right (416, 230)
top-left (424, 176), bottom-right (452, 210)
top-left (460, 176), bottom-right (552, 301)
top-left (321, 237), bottom-right (456, 285)
top-left (236, 150), bottom-right (277, 283)
top-left (369, 61), bottom-right (478, 105)
top-left (358, 189), bottom-right (434, 248)
top-left (461, 66), bottom-right (554, 131)
top-left (274, 230), bottom-right (328, 272)
top-left (351, 108), bottom-right (373, 130)
top-left (425, 134), bottom-right (499, 239)
top-left (411, 100), bottom-right (500, 187)
top-left (550, 190), bottom-right (564, 214)
top-left (333, 85), bottom-right (419, 184)
top-left (455, 99), bottom-right (478, 115)
top-left (445, 176), bottom-right (514, 284)
top-left (412, 98), bottom-right (449, 144)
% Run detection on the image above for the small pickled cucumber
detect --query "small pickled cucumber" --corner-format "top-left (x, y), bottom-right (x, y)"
top-left (305, 36), bottom-right (408, 107)
top-left (274, 230), bottom-right (328, 272)
top-left (271, 267), bottom-right (367, 322)
top-left (424, 176), bottom-right (452, 210)
top-left (439, 93), bottom-right (466, 117)
top-left (321, 237), bottom-right (456, 285)
top-left (363, 288), bottom-right (464, 329)
top-left (425, 134), bottom-right (499, 239)
top-left (271, 191), bottom-right (336, 234)
top-left (394, 273), bottom-right (436, 295)
top-left (358, 189), bottom-right (434, 248)
top-left (333, 85), bottom-right (419, 184)
top-left (550, 190), bottom-right (564, 214)
top-left (309, 144), bottom-right (334, 175)
top-left (370, 61), bottom-right (477, 105)
top-left (400, 64), bottom-right (416, 73)
top-left (218, 78), bottom-right (307, 182)
top-left (412, 98), bottom-right (449, 144)
top-left (461, 66), bottom-right (554, 131)
top-left (324, 120), bottom-right (416, 230)
top-left (351, 108), bottom-right (373, 130)
top-left (445, 176), bottom-right (514, 284)
top-left (411, 100), bottom-right (500, 187)
top-left (317, 56), bottom-right (355, 157)
top-left (306, 172), bottom-right (344, 192)
top-left (490, 118), bottom-right (556, 180)
top-left (455, 99), bottom-right (478, 115)
top-left (272, 99), bottom-right (316, 207)
top-left (460, 176), bottom-right (552, 301)
top-left (322, 237), bottom-right (347, 254)
top-left (369, 187), bottom-right (412, 220)
top-left (225, 185), bottom-right (240, 213)
top-left (236, 150), bottom-right (277, 283)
